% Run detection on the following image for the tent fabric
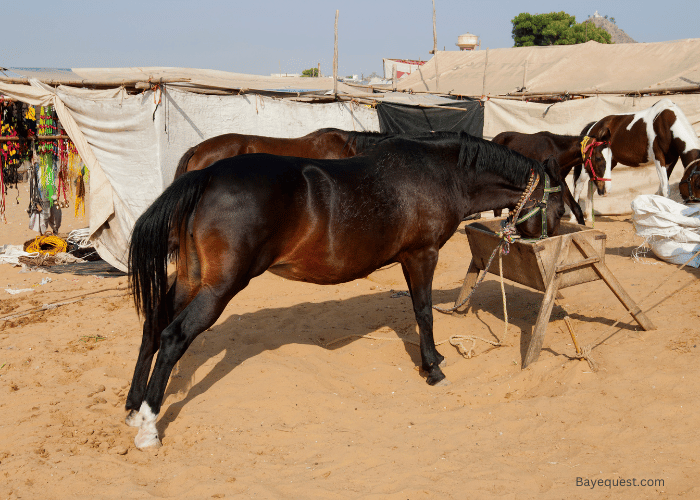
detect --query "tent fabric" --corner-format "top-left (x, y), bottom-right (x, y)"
top-left (398, 38), bottom-right (700, 97)
top-left (101, 89), bottom-right (378, 271)
top-left (483, 94), bottom-right (700, 215)
top-left (377, 99), bottom-right (484, 137)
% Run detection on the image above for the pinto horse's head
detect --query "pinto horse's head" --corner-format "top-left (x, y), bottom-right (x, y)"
top-left (514, 157), bottom-right (566, 239)
top-left (679, 156), bottom-right (700, 203)
top-left (580, 136), bottom-right (610, 195)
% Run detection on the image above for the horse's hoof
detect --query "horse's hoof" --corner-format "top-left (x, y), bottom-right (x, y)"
top-left (434, 378), bottom-right (452, 387)
top-left (426, 367), bottom-right (447, 386)
top-left (125, 409), bottom-right (142, 428)
top-left (134, 429), bottom-right (162, 449)
top-left (439, 359), bottom-right (447, 368)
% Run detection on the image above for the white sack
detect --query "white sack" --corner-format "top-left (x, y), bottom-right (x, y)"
top-left (631, 194), bottom-right (700, 267)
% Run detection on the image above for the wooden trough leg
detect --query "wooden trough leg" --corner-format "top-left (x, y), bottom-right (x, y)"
top-left (572, 236), bottom-right (656, 331)
top-left (454, 260), bottom-right (481, 312)
top-left (522, 237), bottom-right (567, 368)
top-left (523, 267), bottom-right (563, 369)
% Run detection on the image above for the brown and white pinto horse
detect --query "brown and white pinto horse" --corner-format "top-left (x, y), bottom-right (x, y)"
top-left (492, 131), bottom-right (599, 224)
top-left (573, 99), bottom-right (700, 216)
top-left (173, 128), bottom-right (392, 179)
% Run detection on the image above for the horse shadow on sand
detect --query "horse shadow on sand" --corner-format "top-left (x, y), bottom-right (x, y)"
top-left (154, 276), bottom-right (639, 438)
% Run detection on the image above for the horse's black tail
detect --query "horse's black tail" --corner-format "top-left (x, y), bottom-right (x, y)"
top-left (128, 169), bottom-right (211, 320)
top-left (173, 145), bottom-right (199, 180)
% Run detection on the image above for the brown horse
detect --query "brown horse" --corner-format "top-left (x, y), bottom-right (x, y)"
top-left (491, 131), bottom-right (594, 224)
top-left (126, 132), bottom-right (567, 448)
top-left (174, 128), bottom-right (392, 178)
top-left (573, 99), bottom-right (700, 212)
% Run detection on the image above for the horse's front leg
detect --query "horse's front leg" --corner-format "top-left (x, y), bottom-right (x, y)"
top-left (602, 147), bottom-right (613, 195)
top-left (655, 161), bottom-right (670, 197)
top-left (400, 248), bottom-right (447, 386)
top-left (572, 170), bottom-right (591, 222)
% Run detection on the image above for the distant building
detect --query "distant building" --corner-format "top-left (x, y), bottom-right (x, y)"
top-left (382, 58), bottom-right (427, 80)
top-left (456, 33), bottom-right (480, 51)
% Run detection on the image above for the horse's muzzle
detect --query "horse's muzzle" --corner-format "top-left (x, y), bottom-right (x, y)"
top-left (594, 180), bottom-right (607, 196)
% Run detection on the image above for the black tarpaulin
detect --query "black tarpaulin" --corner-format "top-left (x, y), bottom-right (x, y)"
top-left (377, 99), bottom-right (484, 137)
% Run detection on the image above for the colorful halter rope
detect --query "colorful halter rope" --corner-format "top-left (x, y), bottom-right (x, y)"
top-left (512, 174), bottom-right (561, 239)
top-left (580, 136), bottom-right (611, 182)
top-left (682, 157), bottom-right (700, 203)
top-left (499, 169), bottom-right (541, 254)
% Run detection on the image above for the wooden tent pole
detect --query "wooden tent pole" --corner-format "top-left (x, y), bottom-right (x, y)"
top-left (333, 10), bottom-right (339, 97)
top-left (432, 0), bottom-right (437, 54)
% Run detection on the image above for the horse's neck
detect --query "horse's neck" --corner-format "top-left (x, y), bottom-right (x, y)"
top-left (465, 174), bottom-right (529, 214)
top-left (681, 149), bottom-right (700, 170)
top-left (556, 139), bottom-right (586, 170)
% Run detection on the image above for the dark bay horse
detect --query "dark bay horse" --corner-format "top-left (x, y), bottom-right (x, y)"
top-left (573, 99), bottom-right (700, 211)
top-left (173, 128), bottom-right (392, 178)
top-left (126, 132), bottom-right (566, 448)
top-left (491, 131), bottom-right (598, 224)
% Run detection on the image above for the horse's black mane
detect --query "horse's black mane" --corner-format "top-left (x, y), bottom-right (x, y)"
top-left (406, 131), bottom-right (551, 187)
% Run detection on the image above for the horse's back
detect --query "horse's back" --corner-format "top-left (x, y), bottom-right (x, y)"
top-left (194, 150), bottom-right (462, 284)
top-left (492, 131), bottom-right (564, 161)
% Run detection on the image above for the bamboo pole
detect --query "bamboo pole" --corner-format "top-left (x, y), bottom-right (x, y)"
top-left (333, 10), bottom-right (339, 97)
top-left (481, 48), bottom-right (489, 97)
top-left (431, 0), bottom-right (437, 54)
top-left (0, 77), bottom-right (190, 87)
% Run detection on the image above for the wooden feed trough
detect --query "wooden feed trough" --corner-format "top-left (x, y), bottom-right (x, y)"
top-left (455, 220), bottom-right (655, 368)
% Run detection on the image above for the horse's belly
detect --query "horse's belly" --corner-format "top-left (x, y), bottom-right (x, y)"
top-left (267, 259), bottom-right (381, 285)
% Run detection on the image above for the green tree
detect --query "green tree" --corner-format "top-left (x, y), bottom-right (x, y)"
top-left (511, 11), bottom-right (611, 47)
top-left (301, 67), bottom-right (319, 77)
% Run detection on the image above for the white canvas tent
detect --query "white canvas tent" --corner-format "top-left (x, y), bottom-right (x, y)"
top-left (397, 38), bottom-right (700, 97)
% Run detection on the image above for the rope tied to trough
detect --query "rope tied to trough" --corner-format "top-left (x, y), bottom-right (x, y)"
top-left (563, 315), bottom-right (598, 371)
top-left (574, 344), bottom-right (598, 372)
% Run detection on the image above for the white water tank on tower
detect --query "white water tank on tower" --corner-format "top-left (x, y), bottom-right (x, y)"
top-left (456, 33), bottom-right (479, 50)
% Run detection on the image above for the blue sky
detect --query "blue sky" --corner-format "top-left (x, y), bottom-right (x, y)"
top-left (3, 1), bottom-right (698, 78)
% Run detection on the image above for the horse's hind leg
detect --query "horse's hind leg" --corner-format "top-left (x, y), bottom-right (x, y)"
top-left (131, 280), bottom-right (243, 449)
top-left (125, 278), bottom-right (191, 426)
top-left (399, 247), bottom-right (447, 386)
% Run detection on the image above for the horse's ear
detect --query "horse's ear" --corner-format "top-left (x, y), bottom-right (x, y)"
top-left (580, 121), bottom-right (597, 136)
top-left (544, 156), bottom-right (561, 182)
top-left (596, 127), bottom-right (612, 143)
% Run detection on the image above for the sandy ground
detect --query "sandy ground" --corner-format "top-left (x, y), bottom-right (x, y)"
top-left (1, 180), bottom-right (699, 500)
